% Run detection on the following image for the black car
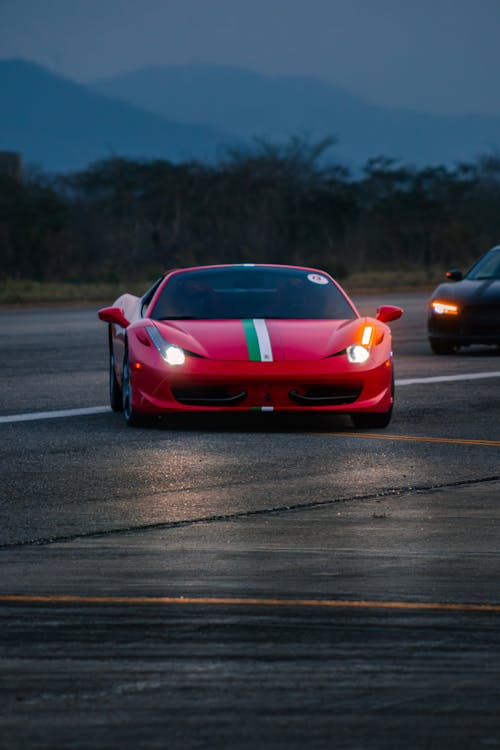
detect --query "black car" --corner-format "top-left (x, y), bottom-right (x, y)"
top-left (428, 245), bottom-right (500, 354)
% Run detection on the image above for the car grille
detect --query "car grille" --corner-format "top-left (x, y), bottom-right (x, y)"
top-left (172, 383), bottom-right (363, 408)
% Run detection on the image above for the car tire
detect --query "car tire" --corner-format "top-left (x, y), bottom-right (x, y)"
top-left (109, 342), bottom-right (123, 412)
top-left (122, 347), bottom-right (146, 427)
top-left (351, 408), bottom-right (393, 429)
top-left (429, 338), bottom-right (457, 355)
top-left (351, 373), bottom-right (393, 429)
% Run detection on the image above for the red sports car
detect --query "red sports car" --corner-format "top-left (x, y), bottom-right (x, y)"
top-left (98, 264), bottom-right (402, 427)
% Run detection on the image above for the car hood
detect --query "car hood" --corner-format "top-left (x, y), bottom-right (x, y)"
top-left (152, 318), bottom-right (361, 361)
top-left (431, 279), bottom-right (500, 306)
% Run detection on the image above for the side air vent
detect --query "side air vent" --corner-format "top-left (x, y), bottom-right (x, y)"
top-left (289, 386), bottom-right (362, 406)
top-left (172, 387), bottom-right (247, 406)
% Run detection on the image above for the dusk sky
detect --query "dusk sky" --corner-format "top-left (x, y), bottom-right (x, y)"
top-left (1, 0), bottom-right (499, 116)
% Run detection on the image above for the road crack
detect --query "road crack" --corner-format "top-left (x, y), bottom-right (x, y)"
top-left (1, 475), bottom-right (499, 550)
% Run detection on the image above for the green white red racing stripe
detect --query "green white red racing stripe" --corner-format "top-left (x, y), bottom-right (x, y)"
top-left (242, 319), bottom-right (274, 362)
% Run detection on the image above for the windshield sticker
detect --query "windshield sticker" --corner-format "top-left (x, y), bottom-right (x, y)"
top-left (307, 273), bottom-right (329, 285)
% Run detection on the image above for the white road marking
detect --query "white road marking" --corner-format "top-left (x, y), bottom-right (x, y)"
top-left (0, 371), bottom-right (498, 424)
top-left (396, 371), bottom-right (500, 386)
top-left (0, 406), bottom-right (110, 424)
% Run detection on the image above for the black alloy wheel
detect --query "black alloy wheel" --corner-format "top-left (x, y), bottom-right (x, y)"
top-left (109, 341), bottom-right (123, 412)
top-left (429, 338), bottom-right (458, 355)
top-left (122, 348), bottom-right (145, 427)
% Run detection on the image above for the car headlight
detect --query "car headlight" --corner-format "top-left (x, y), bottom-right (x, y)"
top-left (146, 325), bottom-right (186, 365)
top-left (346, 344), bottom-right (370, 363)
top-left (431, 300), bottom-right (459, 315)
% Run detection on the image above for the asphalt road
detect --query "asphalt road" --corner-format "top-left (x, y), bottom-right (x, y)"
top-left (1, 292), bottom-right (499, 749)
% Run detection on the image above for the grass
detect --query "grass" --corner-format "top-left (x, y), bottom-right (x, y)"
top-left (0, 279), bottom-right (149, 305)
top-left (0, 269), bottom-right (439, 305)
top-left (343, 268), bottom-right (439, 293)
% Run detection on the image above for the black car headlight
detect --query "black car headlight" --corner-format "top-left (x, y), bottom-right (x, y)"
top-left (430, 300), bottom-right (459, 316)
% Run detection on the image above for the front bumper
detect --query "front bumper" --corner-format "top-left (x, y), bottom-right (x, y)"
top-left (129, 356), bottom-right (394, 415)
top-left (428, 307), bottom-right (500, 346)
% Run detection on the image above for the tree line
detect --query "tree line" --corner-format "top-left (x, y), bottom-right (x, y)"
top-left (1, 137), bottom-right (500, 283)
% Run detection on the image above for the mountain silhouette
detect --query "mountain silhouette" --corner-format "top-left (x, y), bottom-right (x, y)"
top-left (2, 58), bottom-right (500, 173)
top-left (92, 63), bottom-right (500, 168)
top-left (0, 59), bottom-right (233, 172)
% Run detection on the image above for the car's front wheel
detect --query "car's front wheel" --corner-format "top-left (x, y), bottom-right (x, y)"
top-left (429, 337), bottom-right (458, 355)
top-left (351, 408), bottom-right (393, 429)
top-left (122, 349), bottom-right (146, 427)
top-left (351, 374), bottom-right (393, 429)
top-left (109, 344), bottom-right (123, 412)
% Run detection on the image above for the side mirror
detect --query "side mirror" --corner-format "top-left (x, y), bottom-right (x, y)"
top-left (376, 305), bottom-right (403, 324)
top-left (98, 306), bottom-right (130, 328)
top-left (445, 268), bottom-right (463, 281)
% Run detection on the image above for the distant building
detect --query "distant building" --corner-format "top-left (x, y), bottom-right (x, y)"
top-left (0, 151), bottom-right (23, 180)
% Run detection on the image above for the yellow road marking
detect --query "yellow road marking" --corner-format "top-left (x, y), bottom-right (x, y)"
top-left (330, 433), bottom-right (500, 447)
top-left (1, 594), bottom-right (499, 613)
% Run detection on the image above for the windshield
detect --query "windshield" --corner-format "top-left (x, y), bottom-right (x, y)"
top-left (467, 248), bottom-right (500, 280)
top-left (151, 266), bottom-right (357, 321)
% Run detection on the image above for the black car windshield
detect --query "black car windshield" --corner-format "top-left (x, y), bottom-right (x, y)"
top-left (467, 248), bottom-right (500, 280)
top-left (151, 266), bottom-right (357, 321)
